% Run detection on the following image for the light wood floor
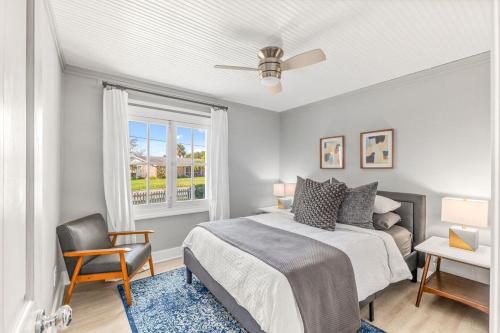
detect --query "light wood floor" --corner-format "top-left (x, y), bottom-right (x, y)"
top-left (65, 258), bottom-right (489, 333)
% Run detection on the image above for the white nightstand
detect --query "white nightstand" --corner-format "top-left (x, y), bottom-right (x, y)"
top-left (257, 206), bottom-right (292, 214)
top-left (415, 236), bottom-right (491, 313)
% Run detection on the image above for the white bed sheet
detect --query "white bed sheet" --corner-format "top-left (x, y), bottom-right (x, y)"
top-left (182, 212), bottom-right (411, 333)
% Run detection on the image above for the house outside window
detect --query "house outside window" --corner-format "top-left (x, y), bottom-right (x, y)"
top-left (128, 101), bottom-right (210, 219)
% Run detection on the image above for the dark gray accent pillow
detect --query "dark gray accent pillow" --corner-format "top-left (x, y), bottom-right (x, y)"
top-left (291, 176), bottom-right (329, 213)
top-left (294, 179), bottom-right (347, 231)
top-left (373, 212), bottom-right (401, 230)
top-left (331, 178), bottom-right (378, 229)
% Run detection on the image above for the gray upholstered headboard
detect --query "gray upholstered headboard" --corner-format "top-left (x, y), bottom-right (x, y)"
top-left (377, 190), bottom-right (426, 268)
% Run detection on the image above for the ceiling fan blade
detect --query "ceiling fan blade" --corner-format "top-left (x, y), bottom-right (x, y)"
top-left (267, 81), bottom-right (282, 94)
top-left (281, 49), bottom-right (326, 71)
top-left (214, 65), bottom-right (258, 71)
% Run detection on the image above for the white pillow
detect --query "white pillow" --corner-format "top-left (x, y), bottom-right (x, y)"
top-left (373, 195), bottom-right (401, 214)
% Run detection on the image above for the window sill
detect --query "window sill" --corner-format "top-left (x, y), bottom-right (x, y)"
top-left (133, 203), bottom-right (209, 221)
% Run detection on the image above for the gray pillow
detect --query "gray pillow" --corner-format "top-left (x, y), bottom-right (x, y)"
top-left (373, 212), bottom-right (401, 230)
top-left (291, 176), bottom-right (329, 213)
top-left (331, 178), bottom-right (378, 229)
top-left (382, 225), bottom-right (412, 256)
top-left (294, 179), bottom-right (347, 231)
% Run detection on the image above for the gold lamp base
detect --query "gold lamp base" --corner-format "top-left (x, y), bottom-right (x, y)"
top-left (449, 225), bottom-right (479, 251)
top-left (277, 197), bottom-right (292, 209)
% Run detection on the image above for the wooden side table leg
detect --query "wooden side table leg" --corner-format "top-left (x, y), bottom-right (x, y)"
top-left (416, 254), bottom-right (432, 307)
top-left (436, 256), bottom-right (441, 272)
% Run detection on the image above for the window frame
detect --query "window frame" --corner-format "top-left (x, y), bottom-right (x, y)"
top-left (128, 103), bottom-right (210, 220)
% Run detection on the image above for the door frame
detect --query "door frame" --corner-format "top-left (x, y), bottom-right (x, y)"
top-left (491, 1), bottom-right (500, 332)
top-left (1, 0), bottom-right (40, 331)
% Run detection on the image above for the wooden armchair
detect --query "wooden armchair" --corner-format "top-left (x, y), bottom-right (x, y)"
top-left (57, 214), bottom-right (155, 306)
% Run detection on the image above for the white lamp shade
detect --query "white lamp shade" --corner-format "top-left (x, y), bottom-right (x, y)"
top-left (274, 183), bottom-right (296, 197)
top-left (273, 183), bottom-right (285, 197)
top-left (441, 197), bottom-right (489, 228)
top-left (284, 183), bottom-right (296, 197)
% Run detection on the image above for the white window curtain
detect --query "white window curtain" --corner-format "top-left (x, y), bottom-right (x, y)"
top-left (103, 88), bottom-right (135, 243)
top-left (208, 107), bottom-right (230, 220)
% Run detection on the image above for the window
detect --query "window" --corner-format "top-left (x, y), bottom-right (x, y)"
top-left (128, 102), bottom-right (210, 219)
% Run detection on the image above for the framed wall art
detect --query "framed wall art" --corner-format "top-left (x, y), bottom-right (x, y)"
top-left (360, 129), bottom-right (394, 169)
top-left (320, 135), bottom-right (344, 169)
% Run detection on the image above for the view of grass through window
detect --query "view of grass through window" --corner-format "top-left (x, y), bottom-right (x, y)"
top-left (128, 120), bottom-right (207, 205)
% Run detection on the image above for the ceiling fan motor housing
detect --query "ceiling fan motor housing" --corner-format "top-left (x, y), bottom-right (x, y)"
top-left (258, 46), bottom-right (283, 82)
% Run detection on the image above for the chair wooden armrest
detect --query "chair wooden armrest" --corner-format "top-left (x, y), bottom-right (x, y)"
top-left (63, 247), bottom-right (131, 257)
top-left (109, 230), bottom-right (154, 246)
top-left (108, 230), bottom-right (154, 236)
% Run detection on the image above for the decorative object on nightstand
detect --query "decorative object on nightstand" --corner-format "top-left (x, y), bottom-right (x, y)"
top-left (441, 197), bottom-right (488, 251)
top-left (415, 236), bottom-right (490, 313)
top-left (273, 183), bottom-right (296, 209)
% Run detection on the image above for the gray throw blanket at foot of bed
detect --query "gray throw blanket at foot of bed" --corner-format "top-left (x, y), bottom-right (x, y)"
top-left (199, 218), bottom-right (360, 333)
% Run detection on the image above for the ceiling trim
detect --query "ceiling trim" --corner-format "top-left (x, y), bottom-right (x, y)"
top-left (64, 52), bottom-right (490, 114)
top-left (43, 0), bottom-right (65, 70)
top-left (285, 51), bottom-right (491, 112)
top-left (63, 64), bottom-right (229, 109)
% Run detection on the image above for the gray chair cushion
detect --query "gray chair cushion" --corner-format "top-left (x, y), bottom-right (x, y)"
top-left (57, 214), bottom-right (112, 277)
top-left (80, 243), bottom-right (152, 275)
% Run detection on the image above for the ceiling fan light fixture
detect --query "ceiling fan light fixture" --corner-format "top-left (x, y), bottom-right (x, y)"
top-left (215, 46), bottom-right (326, 94)
top-left (261, 76), bottom-right (280, 86)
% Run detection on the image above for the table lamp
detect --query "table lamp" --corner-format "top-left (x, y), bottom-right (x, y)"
top-left (273, 183), bottom-right (296, 209)
top-left (441, 197), bottom-right (488, 251)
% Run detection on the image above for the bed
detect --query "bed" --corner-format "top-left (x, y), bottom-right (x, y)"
top-left (182, 190), bottom-right (426, 333)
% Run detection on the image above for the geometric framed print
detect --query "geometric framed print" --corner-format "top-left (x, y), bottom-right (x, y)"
top-left (360, 129), bottom-right (394, 169)
top-left (320, 135), bottom-right (344, 169)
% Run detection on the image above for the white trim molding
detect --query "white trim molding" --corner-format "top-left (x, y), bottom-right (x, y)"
top-left (12, 301), bottom-right (36, 333)
top-left (64, 65), bottom-right (221, 108)
top-left (152, 247), bottom-right (183, 264)
top-left (42, 0), bottom-right (65, 70)
top-left (491, 1), bottom-right (500, 332)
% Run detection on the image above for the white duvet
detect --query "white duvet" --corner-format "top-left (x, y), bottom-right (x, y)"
top-left (183, 212), bottom-right (411, 333)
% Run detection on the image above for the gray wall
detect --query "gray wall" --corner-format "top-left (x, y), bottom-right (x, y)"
top-left (61, 73), bottom-right (279, 252)
top-left (61, 53), bottom-right (491, 263)
top-left (34, 0), bottom-right (64, 312)
top-left (280, 53), bottom-right (492, 245)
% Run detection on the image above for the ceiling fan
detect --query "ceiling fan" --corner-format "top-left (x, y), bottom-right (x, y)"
top-left (214, 46), bottom-right (326, 94)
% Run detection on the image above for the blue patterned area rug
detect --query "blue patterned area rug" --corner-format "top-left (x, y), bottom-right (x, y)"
top-left (118, 267), bottom-right (385, 333)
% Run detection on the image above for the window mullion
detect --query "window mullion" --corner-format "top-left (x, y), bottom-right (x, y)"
top-left (167, 121), bottom-right (176, 207)
top-left (191, 128), bottom-right (195, 200)
top-left (164, 122), bottom-right (171, 207)
top-left (146, 122), bottom-right (150, 205)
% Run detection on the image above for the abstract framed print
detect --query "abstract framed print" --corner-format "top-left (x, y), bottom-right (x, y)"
top-left (360, 129), bottom-right (394, 169)
top-left (320, 135), bottom-right (344, 169)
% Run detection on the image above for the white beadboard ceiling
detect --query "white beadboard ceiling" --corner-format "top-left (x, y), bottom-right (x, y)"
top-left (48, 0), bottom-right (492, 112)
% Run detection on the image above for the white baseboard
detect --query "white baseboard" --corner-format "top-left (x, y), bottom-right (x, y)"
top-left (152, 246), bottom-right (183, 264)
top-left (51, 272), bottom-right (67, 313)
top-left (46, 272), bottom-right (68, 333)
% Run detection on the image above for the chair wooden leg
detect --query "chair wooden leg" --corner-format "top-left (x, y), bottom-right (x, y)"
top-left (148, 255), bottom-right (155, 276)
top-left (120, 253), bottom-right (132, 306)
top-left (64, 256), bottom-right (84, 304)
